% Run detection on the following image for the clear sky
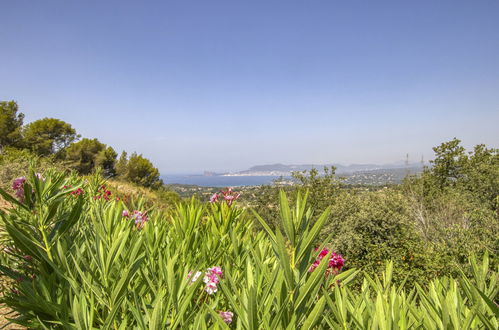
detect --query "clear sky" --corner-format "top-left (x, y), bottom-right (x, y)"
top-left (1, 0), bottom-right (498, 173)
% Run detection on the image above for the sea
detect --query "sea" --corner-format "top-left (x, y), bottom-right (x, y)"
top-left (162, 175), bottom-right (290, 187)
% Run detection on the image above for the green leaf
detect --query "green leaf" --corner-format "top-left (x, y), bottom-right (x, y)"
top-left (301, 296), bottom-right (326, 329)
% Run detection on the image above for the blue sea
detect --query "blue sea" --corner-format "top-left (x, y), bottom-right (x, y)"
top-left (162, 175), bottom-right (289, 187)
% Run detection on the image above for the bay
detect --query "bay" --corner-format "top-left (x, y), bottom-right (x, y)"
top-left (162, 175), bottom-right (289, 187)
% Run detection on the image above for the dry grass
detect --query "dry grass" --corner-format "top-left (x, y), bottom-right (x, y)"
top-left (1, 276), bottom-right (25, 330)
top-left (0, 305), bottom-right (25, 329)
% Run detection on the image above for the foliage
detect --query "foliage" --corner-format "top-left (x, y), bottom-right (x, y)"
top-left (116, 152), bottom-right (162, 189)
top-left (0, 100), bottom-right (164, 189)
top-left (291, 166), bottom-right (342, 218)
top-left (0, 148), bottom-right (65, 193)
top-left (401, 139), bottom-right (499, 277)
top-left (22, 117), bottom-right (80, 156)
top-left (325, 190), bottom-right (444, 285)
top-left (422, 138), bottom-right (498, 208)
top-left (430, 138), bottom-right (467, 188)
top-left (245, 139), bottom-right (498, 286)
top-left (0, 101), bottom-right (24, 149)
top-left (64, 138), bottom-right (117, 176)
top-left (0, 170), bottom-right (498, 328)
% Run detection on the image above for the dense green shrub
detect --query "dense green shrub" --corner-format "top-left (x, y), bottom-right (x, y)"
top-left (325, 190), bottom-right (439, 285)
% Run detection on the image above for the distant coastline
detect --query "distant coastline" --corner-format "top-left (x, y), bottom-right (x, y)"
top-left (163, 162), bottom-right (424, 187)
top-left (193, 161), bottom-right (425, 179)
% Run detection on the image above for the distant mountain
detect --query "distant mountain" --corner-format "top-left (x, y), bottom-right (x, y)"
top-left (219, 162), bottom-right (425, 177)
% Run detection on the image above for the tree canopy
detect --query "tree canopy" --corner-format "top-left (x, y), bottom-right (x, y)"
top-left (116, 152), bottom-right (162, 188)
top-left (1, 100), bottom-right (165, 189)
top-left (64, 138), bottom-right (117, 176)
top-left (0, 101), bottom-right (24, 148)
top-left (23, 117), bottom-right (80, 156)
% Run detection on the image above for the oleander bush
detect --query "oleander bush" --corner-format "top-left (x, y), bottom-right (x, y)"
top-left (0, 170), bottom-right (498, 329)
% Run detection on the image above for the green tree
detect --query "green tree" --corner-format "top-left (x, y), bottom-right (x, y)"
top-left (461, 144), bottom-right (499, 208)
top-left (64, 138), bottom-right (116, 176)
top-left (115, 151), bottom-right (128, 176)
top-left (23, 118), bottom-right (80, 156)
top-left (117, 152), bottom-right (162, 188)
top-left (95, 146), bottom-right (118, 177)
top-left (413, 139), bottom-right (498, 208)
top-left (430, 138), bottom-right (466, 188)
top-left (0, 101), bottom-right (24, 149)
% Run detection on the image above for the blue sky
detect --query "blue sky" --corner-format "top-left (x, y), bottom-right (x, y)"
top-left (1, 0), bottom-right (498, 173)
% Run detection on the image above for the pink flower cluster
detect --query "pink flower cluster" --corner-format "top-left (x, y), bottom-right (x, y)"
top-left (63, 185), bottom-right (85, 197)
top-left (94, 185), bottom-right (112, 201)
top-left (72, 188), bottom-right (84, 196)
top-left (308, 248), bottom-right (345, 275)
top-left (219, 311), bottom-right (233, 324)
top-left (203, 266), bottom-right (223, 294)
top-left (122, 210), bottom-right (149, 229)
top-left (210, 188), bottom-right (241, 206)
top-left (12, 177), bottom-right (26, 200)
top-left (12, 174), bottom-right (45, 201)
top-left (187, 266), bottom-right (224, 295)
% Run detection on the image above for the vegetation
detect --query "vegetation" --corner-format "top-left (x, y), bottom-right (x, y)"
top-left (0, 101), bottom-right (162, 189)
top-left (0, 172), bottom-right (497, 328)
top-left (0, 101), bottom-right (24, 149)
top-left (22, 118), bottom-right (80, 157)
top-left (115, 152), bottom-right (162, 189)
top-left (64, 138), bottom-right (117, 176)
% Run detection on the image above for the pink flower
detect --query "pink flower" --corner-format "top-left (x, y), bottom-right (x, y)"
top-left (219, 188), bottom-right (240, 206)
top-left (70, 188), bottom-right (84, 197)
top-left (210, 193), bottom-right (219, 203)
top-left (219, 311), bottom-right (234, 324)
top-left (35, 173), bottom-right (45, 181)
top-left (12, 177), bottom-right (26, 200)
top-left (207, 266), bottom-right (223, 277)
top-left (328, 253), bottom-right (344, 270)
top-left (308, 248), bottom-right (344, 274)
top-left (318, 248), bottom-right (330, 258)
top-left (131, 210), bottom-right (149, 229)
top-left (203, 273), bottom-right (219, 284)
top-left (12, 177), bottom-right (26, 190)
top-left (122, 210), bottom-right (130, 217)
top-left (200, 266), bottom-right (223, 294)
top-left (205, 282), bottom-right (218, 295)
top-left (204, 266), bottom-right (223, 284)
top-left (94, 185), bottom-right (112, 201)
